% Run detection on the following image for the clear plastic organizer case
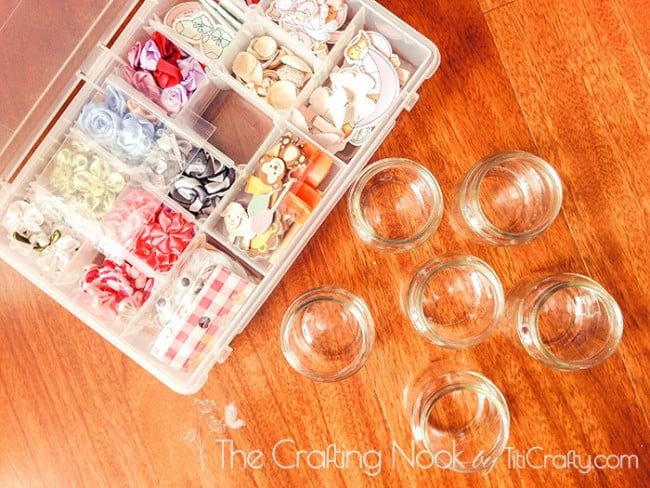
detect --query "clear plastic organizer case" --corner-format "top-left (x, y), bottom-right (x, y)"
top-left (0, 0), bottom-right (439, 393)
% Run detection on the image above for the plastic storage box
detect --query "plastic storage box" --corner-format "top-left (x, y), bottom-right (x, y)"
top-left (0, 0), bottom-right (439, 393)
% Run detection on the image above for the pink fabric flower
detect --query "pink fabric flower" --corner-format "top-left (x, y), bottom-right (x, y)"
top-left (127, 41), bottom-right (143, 68)
top-left (102, 189), bottom-right (160, 246)
top-left (160, 85), bottom-right (188, 116)
top-left (139, 39), bottom-right (162, 71)
top-left (179, 57), bottom-right (206, 92)
top-left (122, 66), bottom-right (162, 104)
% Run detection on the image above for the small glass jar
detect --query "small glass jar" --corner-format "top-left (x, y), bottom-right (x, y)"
top-left (280, 287), bottom-right (375, 381)
top-left (404, 362), bottom-right (510, 473)
top-left (405, 254), bottom-right (504, 348)
top-left (449, 150), bottom-right (563, 246)
top-left (508, 273), bottom-right (623, 371)
top-left (347, 158), bottom-right (443, 252)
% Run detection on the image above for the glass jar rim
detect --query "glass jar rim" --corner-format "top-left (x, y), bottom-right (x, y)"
top-left (348, 158), bottom-right (444, 252)
top-left (519, 273), bottom-right (624, 370)
top-left (418, 370), bottom-right (510, 473)
top-left (407, 254), bottom-right (505, 348)
top-left (460, 150), bottom-right (563, 244)
top-left (280, 286), bottom-right (376, 381)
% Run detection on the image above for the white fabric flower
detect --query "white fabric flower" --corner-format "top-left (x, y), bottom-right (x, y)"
top-left (2, 200), bottom-right (45, 234)
top-left (35, 234), bottom-right (80, 273)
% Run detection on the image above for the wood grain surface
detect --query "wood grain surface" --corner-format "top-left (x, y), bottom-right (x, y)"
top-left (0, 0), bottom-right (648, 487)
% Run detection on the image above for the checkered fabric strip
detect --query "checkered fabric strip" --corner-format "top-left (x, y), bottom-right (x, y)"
top-left (151, 264), bottom-right (255, 371)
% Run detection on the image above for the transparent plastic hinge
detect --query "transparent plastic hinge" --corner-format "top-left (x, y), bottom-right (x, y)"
top-left (404, 92), bottom-right (420, 112)
top-left (213, 345), bottom-right (234, 364)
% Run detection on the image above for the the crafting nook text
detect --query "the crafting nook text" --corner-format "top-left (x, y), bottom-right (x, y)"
top-left (215, 439), bottom-right (383, 476)
top-left (213, 439), bottom-right (483, 476)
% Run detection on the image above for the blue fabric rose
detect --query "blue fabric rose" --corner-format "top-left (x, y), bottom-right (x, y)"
top-left (78, 102), bottom-right (120, 145)
top-left (105, 86), bottom-right (128, 118)
top-left (116, 113), bottom-right (156, 163)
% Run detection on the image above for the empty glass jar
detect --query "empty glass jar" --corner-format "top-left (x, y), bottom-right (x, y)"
top-left (404, 362), bottom-right (510, 473)
top-left (280, 287), bottom-right (375, 381)
top-left (347, 158), bottom-right (443, 252)
top-left (405, 254), bottom-right (505, 348)
top-left (508, 273), bottom-right (624, 370)
top-left (449, 151), bottom-right (563, 246)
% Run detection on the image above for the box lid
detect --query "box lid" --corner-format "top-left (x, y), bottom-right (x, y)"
top-left (0, 0), bottom-right (142, 183)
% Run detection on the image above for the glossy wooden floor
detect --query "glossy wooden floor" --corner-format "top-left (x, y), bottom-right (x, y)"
top-left (1, 0), bottom-right (648, 486)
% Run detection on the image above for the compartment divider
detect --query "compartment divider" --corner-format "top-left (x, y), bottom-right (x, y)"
top-left (204, 69), bottom-right (281, 122)
top-left (203, 124), bottom-right (284, 229)
top-left (105, 74), bottom-right (217, 146)
top-left (202, 227), bottom-right (270, 278)
top-left (326, 6), bottom-right (367, 72)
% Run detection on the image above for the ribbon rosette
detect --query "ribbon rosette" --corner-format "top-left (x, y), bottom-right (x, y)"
top-left (49, 144), bottom-right (126, 219)
top-left (81, 259), bottom-right (155, 316)
top-left (151, 31), bottom-right (183, 63)
top-left (169, 149), bottom-right (236, 217)
top-left (102, 188), bottom-right (161, 246)
top-left (160, 85), bottom-right (188, 115)
top-left (36, 234), bottom-right (81, 273)
top-left (2, 200), bottom-right (45, 236)
top-left (115, 113), bottom-right (156, 162)
top-left (2, 200), bottom-right (51, 250)
top-left (178, 58), bottom-right (206, 92)
top-left (78, 86), bottom-right (158, 165)
top-left (133, 206), bottom-right (195, 272)
top-left (123, 32), bottom-right (206, 116)
top-left (122, 66), bottom-right (162, 104)
top-left (77, 103), bottom-right (121, 146)
top-left (106, 84), bottom-right (129, 117)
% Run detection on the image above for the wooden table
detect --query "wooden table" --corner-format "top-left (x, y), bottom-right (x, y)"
top-left (0, 0), bottom-right (648, 486)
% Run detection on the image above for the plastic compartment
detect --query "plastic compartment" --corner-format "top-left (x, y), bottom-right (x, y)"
top-left (37, 134), bottom-right (129, 227)
top-left (57, 243), bottom-right (158, 331)
top-left (104, 19), bottom-right (212, 120)
top-left (292, 1), bottom-right (439, 161)
top-left (0, 0), bottom-right (440, 394)
top-left (199, 78), bottom-right (276, 163)
top-left (144, 240), bottom-right (258, 367)
top-left (0, 191), bottom-right (86, 279)
top-left (118, 234), bottom-right (261, 379)
top-left (72, 82), bottom-right (201, 189)
top-left (167, 141), bottom-right (240, 220)
top-left (220, 12), bottom-right (321, 113)
top-left (257, 0), bottom-right (352, 56)
top-left (127, 201), bottom-right (199, 275)
top-left (208, 128), bottom-right (341, 271)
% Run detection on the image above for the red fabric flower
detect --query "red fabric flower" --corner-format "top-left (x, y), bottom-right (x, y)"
top-left (154, 59), bottom-right (183, 89)
top-left (133, 206), bottom-right (195, 272)
top-left (151, 31), bottom-right (182, 63)
top-left (82, 259), bottom-right (154, 314)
